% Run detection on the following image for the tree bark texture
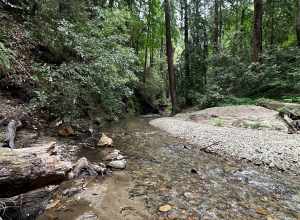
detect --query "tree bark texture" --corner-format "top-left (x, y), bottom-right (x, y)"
top-left (252, 0), bottom-right (263, 62)
top-left (0, 143), bottom-right (105, 198)
top-left (164, 0), bottom-right (177, 114)
top-left (297, 0), bottom-right (300, 46)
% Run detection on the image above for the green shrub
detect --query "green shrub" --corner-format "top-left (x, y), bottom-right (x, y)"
top-left (220, 96), bottom-right (257, 106)
top-left (31, 8), bottom-right (139, 119)
top-left (0, 42), bottom-right (14, 73)
top-left (188, 85), bottom-right (224, 108)
top-left (212, 118), bottom-right (225, 127)
top-left (207, 47), bottom-right (300, 98)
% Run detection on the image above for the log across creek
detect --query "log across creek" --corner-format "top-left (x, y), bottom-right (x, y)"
top-left (0, 142), bottom-right (106, 219)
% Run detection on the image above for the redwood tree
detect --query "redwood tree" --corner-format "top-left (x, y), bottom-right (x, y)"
top-left (213, 0), bottom-right (220, 52)
top-left (183, 0), bottom-right (190, 101)
top-left (252, 0), bottom-right (263, 62)
top-left (164, 0), bottom-right (177, 114)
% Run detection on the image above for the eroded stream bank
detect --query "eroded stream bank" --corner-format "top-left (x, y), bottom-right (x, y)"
top-left (41, 117), bottom-right (300, 220)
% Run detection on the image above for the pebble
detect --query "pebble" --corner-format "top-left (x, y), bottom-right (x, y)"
top-left (159, 204), bottom-right (172, 212)
top-left (183, 192), bottom-right (196, 199)
top-left (103, 150), bottom-right (125, 161)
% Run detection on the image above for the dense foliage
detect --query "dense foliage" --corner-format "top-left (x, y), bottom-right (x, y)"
top-left (175, 0), bottom-right (300, 107)
top-left (0, 42), bottom-right (14, 73)
top-left (31, 8), bottom-right (139, 119)
top-left (1, 0), bottom-right (300, 119)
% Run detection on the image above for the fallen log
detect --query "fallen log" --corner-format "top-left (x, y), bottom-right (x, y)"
top-left (0, 186), bottom-right (57, 220)
top-left (257, 98), bottom-right (300, 133)
top-left (0, 143), bottom-right (106, 198)
top-left (257, 98), bottom-right (300, 119)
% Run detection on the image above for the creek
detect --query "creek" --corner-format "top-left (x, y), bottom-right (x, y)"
top-left (40, 117), bottom-right (300, 220)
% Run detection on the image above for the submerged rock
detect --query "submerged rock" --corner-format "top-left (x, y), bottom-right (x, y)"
top-left (62, 187), bottom-right (82, 197)
top-left (103, 149), bottom-right (125, 161)
top-left (159, 204), bottom-right (172, 212)
top-left (76, 212), bottom-right (98, 220)
top-left (108, 159), bottom-right (127, 169)
top-left (58, 126), bottom-right (75, 137)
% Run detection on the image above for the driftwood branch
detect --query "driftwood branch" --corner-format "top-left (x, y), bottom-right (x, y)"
top-left (0, 0), bottom-right (25, 12)
top-left (2, 120), bottom-right (22, 149)
top-left (278, 113), bottom-right (299, 134)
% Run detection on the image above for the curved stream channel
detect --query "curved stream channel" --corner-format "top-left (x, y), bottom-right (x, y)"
top-left (40, 117), bottom-right (300, 220)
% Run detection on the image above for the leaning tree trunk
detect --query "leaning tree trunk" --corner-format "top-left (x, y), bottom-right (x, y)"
top-left (164, 0), bottom-right (177, 115)
top-left (252, 0), bottom-right (263, 62)
top-left (0, 143), bottom-right (105, 198)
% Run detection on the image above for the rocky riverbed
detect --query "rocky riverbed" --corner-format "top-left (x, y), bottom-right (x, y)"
top-left (41, 115), bottom-right (300, 220)
top-left (1, 93), bottom-right (299, 220)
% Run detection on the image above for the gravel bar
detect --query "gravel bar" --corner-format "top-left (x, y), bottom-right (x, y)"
top-left (150, 116), bottom-right (300, 174)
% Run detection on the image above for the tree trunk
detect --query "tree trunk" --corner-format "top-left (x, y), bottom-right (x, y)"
top-left (109, 0), bottom-right (114, 7)
top-left (164, 0), bottom-right (177, 114)
top-left (184, 0), bottom-right (190, 102)
top-left (203, 21), bottom-right (208, 87)
top-left (213, 0), bottom-right (219, 53)
top-left (144, 46), bottom-right (148, 84)
top-left (150, 47), bottom-right (154, 68)
top-left (297, 0), bottom-right (300, 47)
top-left (239, 7), bottom-right (246, 56)
top-left (0, 144), bottom-right (105, 198)
top-left (160, 37), bottom-right (169, 99)
top-left (219, 0), bottom-right (223, 46)
top-left (126, 0), bottom-right (133, 9)
top-left (268, 0), bottom-right (275, 46)
top-left (252, 0), bottom-right (263, 62)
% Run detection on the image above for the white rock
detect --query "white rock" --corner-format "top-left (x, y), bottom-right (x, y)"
top-left (97, 133), bottom-right (113, 147)
top-left (108, 159), bottom-right (127, 169)
top-left (103, 150), bottom-right (121, 161)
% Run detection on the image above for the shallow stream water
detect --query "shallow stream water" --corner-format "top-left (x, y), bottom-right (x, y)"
top-left (41, 117), bottom-right (300, 220)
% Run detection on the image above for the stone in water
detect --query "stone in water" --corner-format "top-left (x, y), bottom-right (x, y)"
top-left (108, 159), bottom-right (127, 169)
top-left (159, 204), bottom-right (172, 212)
top-left (97, 133), bottom-right (113, 147)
